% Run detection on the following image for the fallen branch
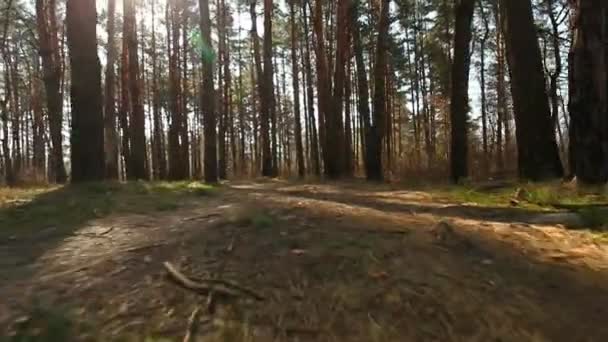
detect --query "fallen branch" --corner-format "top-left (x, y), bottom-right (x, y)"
top-left (163, 261), bottom-right (264, 301)
top-left (183, 305), bottom-right (202, 342)
top-left (74, 226), bottom-right (115, 239)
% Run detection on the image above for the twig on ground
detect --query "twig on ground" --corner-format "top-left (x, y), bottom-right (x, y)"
top-left (163, 261), bottom-right (264, 301)
top-left (74, 226), bottom-right (116, 239)
top-left (125, 242), bottom-right (166, 253)
top-left (98, 226), bottom-right (116, 235)
top-left (183, 305), bottom-right (203, 342)
top-left (182, 213), bottom-right (221, 222)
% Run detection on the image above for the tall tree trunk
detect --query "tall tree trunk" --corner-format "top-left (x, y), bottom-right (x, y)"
top-left (35, 0), bottom-right (67, 183)
top-left (344, 55), bottom-right (354, 176)
top-left (151, 0), bottom-right (166, 180)
top-left (104, 0), bottom-right (119, 179)
top-left (181, 8), bottom-right (190, 178)
top-left (449, 0), bottom-right (475, 183)
top-left (290, 0), bottom-right (305, 178)
top-left (546, 0), bottom-right (566, 167)
top-left (352, 0), bottom-right (374, 179)
top-left (66, 0), bottom-right (105, 182)
top-left (168, 1), bottom-right (183, 180)
top-left (124, 0), bottom-right (146, 180)
top-left (369, 0), bottom-right (390, 181)
top-left (312, 0), bottom-right (334, 177)
top-left (500, 0), bottom-right (564, 180)
top-left (199, 0), bottom-right (218, 183)
top-left (493, 0), bottom-right (506, 172)
top-left (264, 0), bottom-right (278, 177)
top-left (32, 55), bottom-right (45, 175)
top-left (251, 0), bottom-right (273, 177)
top-left (478, 0), bottom-right (489, 174)
top-left (217, 0), bottom-right (227, 179)
top-left (331, 0), bottom-right (349, 177)
top-left (302, 0), bottom-right (320, 176)
top-left (568, 0), bottom-right (608, 183)
top-left (120, 34), bottom-right (131, 179)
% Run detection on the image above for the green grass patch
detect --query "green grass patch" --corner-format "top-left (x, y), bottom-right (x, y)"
top-left (0, 181), bottom-right (216, 238)
top-left (433, 182), bottom-right (608, 210)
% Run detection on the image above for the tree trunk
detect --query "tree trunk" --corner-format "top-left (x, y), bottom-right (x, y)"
top-left (289, 0), bottom-right (305, 178)
top-left (478, 0), bottom-right (489, 174)
top-left (251, 0), bottom-right (273, 177)
top-left (449, 0), bottom-right (475, 183)
top-left (369, 0), bottom-right (390, 181)
top-left (151, 0), bottom-right (166, 180)
top-left (568, 0), bottom-right (608, 183)
top-left (104, 0), bottom-right (119, 179)
top-left (264, 0), bottom-right (278, 177)
top-left (302, 0), bottom-right (321, 176)
top-left (32, 56), bottom-right (45, 175)
top-left (168, 1), bottom-right (184, 180)
top-left (35, 0), bottom-right (67, 183)
top-left (124, 0), bottom-right (147, 180)
top-left (312, 0), bottom-right (334, 178)
top-left (66, 0), bottom-right (105, 182)
top-left (500, 0), bottom-right (563, 180)
top-left (199, 0), bottom-right (218, 183)
top-left (352, 0), bottom-right (374, 180)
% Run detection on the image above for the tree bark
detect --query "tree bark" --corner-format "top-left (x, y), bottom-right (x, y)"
top-left (369, 0), bottom-right (390, 181)
top-left (351, 0), bottom-right (373, 179)
top-left (449, 0), bottom-right (475, 183)
top-left (199, 0), bottom-right (218, 183)
top-left (251, 0), bottom-right (273, 177)
top-left (66, 0), bottom-right (105, 182)
top-left (302, 0), bottom-right (321, 176)
top-left (35, 0), bottom-right (67, 183)
top-left (289, 0), bottom-right (306, 178)
top-left (500, 0), bottom-right (563, 180)
top-left (103, 0), bottom-right (119, 179)
top-left (568, 0), bottom-right (608, 183)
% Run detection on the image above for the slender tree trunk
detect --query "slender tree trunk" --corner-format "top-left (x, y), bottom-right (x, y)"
top-left (35, 0), bottom-right (67, 183)
top-left (168, 1), bottom-right (184, 180)
top-left (493, 1), bottom-right (505, 172)
top-left (302, 0), bottom-right (320, 176)
top-left (290, 0), bottom-right (306, 178)
top-left (103, 0), bottom-right (119, 179)
top-left (312, 0), bottom-right (335, 178)
top-left (449, 0), bottom-right (475, 183)
top-left (66, 0), bottom-right (105, 182)
top-left (199, 0), bottom-right (218, 183)
top-left (369, 0), bottom-right (390, 181)
top-left (119, 34), bottom-right (131, 179)
top-left (151, 0), bottom-right (166, 180)
top-left (352, 0), bottom-right (374, 179)
top-left (264, 0), bottom-right (278, 177)
top-left (32, 56), bottom-right (45, 175)
top-left (251, 0), bottom-right (273, 177)
top-left (478, 0), bottom-right (489, 174)
top-left (123, 0), bottom-right (146, 180)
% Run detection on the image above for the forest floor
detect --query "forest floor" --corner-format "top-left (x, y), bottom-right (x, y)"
top-left (2, 179), bottom-right (608, 341)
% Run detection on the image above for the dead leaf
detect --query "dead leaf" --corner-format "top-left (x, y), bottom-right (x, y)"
top-left (290, 249), bottom-right (307, 255)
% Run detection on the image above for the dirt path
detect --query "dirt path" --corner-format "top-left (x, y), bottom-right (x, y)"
top-left (2, 181), bottom-right (608, 341)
